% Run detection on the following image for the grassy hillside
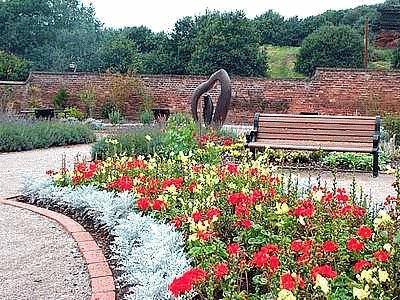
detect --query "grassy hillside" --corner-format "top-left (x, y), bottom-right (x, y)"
top-left (265, 45), bottom-right (395, 79)
top-left (265, 46), bottom-right (306, 79)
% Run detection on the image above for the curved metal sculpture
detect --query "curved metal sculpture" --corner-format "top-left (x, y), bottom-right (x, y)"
top-left (202, 94), bottom-right (214, 126)
top-left (191, 69), bottom-right (232, 128)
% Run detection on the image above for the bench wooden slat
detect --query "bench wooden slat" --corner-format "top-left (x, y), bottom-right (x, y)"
top-left (247, 141), bottom-right (373, 153)
top-left (257, 122), bottom-right (375, 131)
top-left (256, 133), bottom-right (372, 143)
top-left (256, 128), bottom-right (375, 137)
top-left (258, 116), bottom-right (376, 125)
top-left (259, 113), bottom-right (376, 120)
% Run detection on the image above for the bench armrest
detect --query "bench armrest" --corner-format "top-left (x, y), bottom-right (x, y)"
top-left (246, 130), bottom-right (258, 143)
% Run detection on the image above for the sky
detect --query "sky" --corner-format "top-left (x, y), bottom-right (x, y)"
top-left (81, 0), bottom-right (385, 32)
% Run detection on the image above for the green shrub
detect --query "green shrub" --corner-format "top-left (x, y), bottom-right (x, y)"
top-left (108, 109), bottom-right (123, 125)
top-left (0, 119), bottom-right (95, 152)
top-left (295, 25), bottom-right (363, 77)
top-left (64, 106), bottom-right (85, 121)
top-left (91, 127), bottom-right (163, 160)
top-left (78, 87), bottom-right (97, 117)
top-left (322, 152), bottom-right (374, 170)
top-left (161, 113), bottom-right (197, 155)
top-left (101, 98), bottom-right (119, 119)
top-left (383, 113), bottom-right (400, 146)
top-left (53, 88), bottom-right (68, 109)
top-left (139, 110), bottom-right (154, 124)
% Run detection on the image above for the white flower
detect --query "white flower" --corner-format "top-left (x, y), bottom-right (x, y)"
top-left (353, 285), bottom-right (370, 299)
top-left (315, 275), bottom-right (330, 295)
top-left (277, 289), bottom-right (296, 300)
top-left (145, 135), bottom-right (152, 141)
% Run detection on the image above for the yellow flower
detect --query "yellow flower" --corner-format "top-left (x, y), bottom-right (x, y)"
top-left (314, 274), bottom-right (330, 295)
top-left (53, 173), bottom-right (63, 182)
top-left (255, 204), bottom-right (263, 212)
top-left (277, 289), bottom-right (296, 300)
top-left (275, 202), bottom-right (289, 215)
top-left (378, 270), bottom-right (389, 283)
top-left (353, 285), bottom-right (370, 299)
top-left (360, 269), bottom-right (374, 283)
top-left (188, 233), bottom-right (198, 242)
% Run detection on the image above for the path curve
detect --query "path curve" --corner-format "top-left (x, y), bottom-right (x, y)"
top-left (0, 144), bottom-right (91, 198)
top-left (0, 203), bottom-right (91, 300)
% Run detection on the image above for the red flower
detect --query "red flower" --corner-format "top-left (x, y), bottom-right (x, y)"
top-left (251, 247), bottom-right (280, 272)
top-left (223, 138), bottom-right (233, 146)
top-left (346, 238), bottom-right (364, 252)
top-left (374, 250), bottom-right (390, 262)
top-left (293, 199), bottom-right (315, 218)
top-left (197, 230), bottom-right (213, 241)
top-left (353, 259), bottom-right (373, 273)
top-left (311, 265), bottom-right (337, 279)
top-left (227, 163), bottom-right (239, 174)
top-left (269, 255), bottom-right (280, 271)
top-left (356, 226), bottom-right (373, 239)
top-left (227, 243), bottom-right (240, 256)
top-left (168, 268), bottom-right (207, 297)
top-left (136, 197), bottom-right (150, 210)
top-left (235, 204), bottom-right (250, 217)
top-left (322, 241), bottom-right (338, 253)
top-left (117, 175), bottom-right (133, 191)
top-left (188, 181), bottom-right (197, 193)
top-left (280, 273), bottom-right (296, 290)
top-left (290, 240), bottom-right (303, 252)
top-left (227, 192), bottom-right (246, 205)
top-left (171, 217), bottom-right (183, 228)
top-left (239, 218), bottom-right (252, 229)
top-left (152, 199), bottom-right (166, 211)
top-left (192, 211), bottom-right (203, 223)
top-left (214, 263), bottom-right (229, 280)
top-left (206, 207), bottom-right (221, 220)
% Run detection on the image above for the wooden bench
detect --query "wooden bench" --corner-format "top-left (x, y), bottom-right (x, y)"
top-left (246, 113), bottom-right (381, 177)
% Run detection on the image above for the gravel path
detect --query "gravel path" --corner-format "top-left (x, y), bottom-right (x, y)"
top-left (0, 144), bottom-right (91, 198)
top-left (0, 204), bottom-right (90, 300)
top-left (282, 169), bottom-right (396, 205)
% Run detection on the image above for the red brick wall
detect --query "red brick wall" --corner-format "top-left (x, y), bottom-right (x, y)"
top-left (1, 68), bottom-right (400, 125)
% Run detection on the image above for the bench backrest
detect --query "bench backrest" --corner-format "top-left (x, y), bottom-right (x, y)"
top-left (253, 113), bottom-right (380, 151)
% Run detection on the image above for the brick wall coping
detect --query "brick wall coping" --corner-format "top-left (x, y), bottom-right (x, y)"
top-left (0, 198), bottom-right (116, 300)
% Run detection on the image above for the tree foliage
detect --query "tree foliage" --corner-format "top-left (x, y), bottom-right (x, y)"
top-left (295, 25), bottom-right (364, 77)
top-left (98, 31), bottom-right (143, 73)
top-left (0, 0), bottom-right (103, 72)
top-left (0, 51), bottom-right (31, 81)
top-left (188, 11), bottom-right (267, 77)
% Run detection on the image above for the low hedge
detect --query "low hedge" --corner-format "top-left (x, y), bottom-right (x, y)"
top-left (0, 119), bottom-right (96, 152)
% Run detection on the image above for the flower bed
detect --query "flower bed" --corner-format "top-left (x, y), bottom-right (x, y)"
top-left (42, 138), bottom-right (400, 300)
top-left (0, 116), bottom-right (95, 152)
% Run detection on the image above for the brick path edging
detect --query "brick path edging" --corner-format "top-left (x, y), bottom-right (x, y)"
top-left (0, 198), bottom-right (116, 300)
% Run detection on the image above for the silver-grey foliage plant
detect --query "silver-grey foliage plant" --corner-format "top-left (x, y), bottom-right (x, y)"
top-left (22, 178), bottom-right (191, 300)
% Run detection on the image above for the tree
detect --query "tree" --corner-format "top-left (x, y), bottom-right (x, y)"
top-left (98, 31), bottom-right (143, 73)
top-left (188, 11), bottom-right (267, 77)
top-left (254, 10), bottom-right (285, 45)
top-left (295, 25), bottom-right (364, 77)
top-left (0, 51), bottom-right (31, 81)
top-left (0, 0), bottom-right (103, 72)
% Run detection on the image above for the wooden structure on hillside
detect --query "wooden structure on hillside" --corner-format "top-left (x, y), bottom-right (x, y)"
top-left (375, 6), bottom-right (400, 48)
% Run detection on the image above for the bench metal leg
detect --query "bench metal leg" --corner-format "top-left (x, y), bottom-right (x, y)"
top-left (373, 151), bottom-right (379, 178)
